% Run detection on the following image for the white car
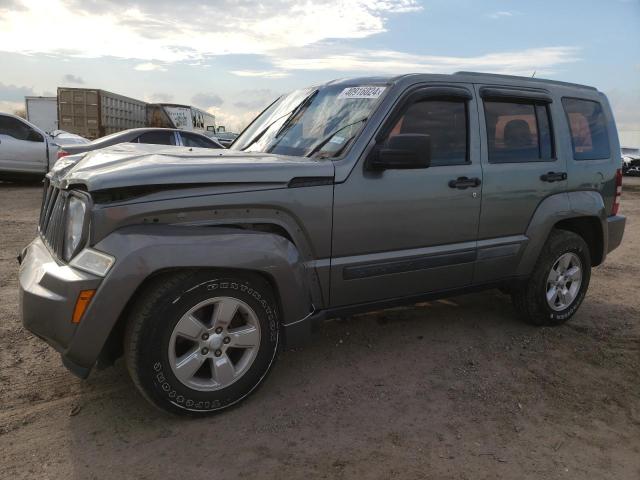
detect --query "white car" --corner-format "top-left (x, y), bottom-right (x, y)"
top-left (0, 112), bottom-right (58, 180)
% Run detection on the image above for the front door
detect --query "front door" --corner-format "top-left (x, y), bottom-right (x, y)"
top-left (330, 84), bottom-right (483, 307)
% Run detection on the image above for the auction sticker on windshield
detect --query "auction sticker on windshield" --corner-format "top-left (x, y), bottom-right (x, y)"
top-left (338, 86), bottom-right (386, 99)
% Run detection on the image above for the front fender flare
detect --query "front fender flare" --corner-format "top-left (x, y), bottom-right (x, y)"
top-left (66, 225), bottom-right (316, 369)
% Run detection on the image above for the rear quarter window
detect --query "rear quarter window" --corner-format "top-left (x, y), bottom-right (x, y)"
top-left (562, 98), bottom-right (610, 160)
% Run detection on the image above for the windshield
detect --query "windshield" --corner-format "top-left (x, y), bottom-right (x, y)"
top-left (231, 84), bottom-right (388, 158)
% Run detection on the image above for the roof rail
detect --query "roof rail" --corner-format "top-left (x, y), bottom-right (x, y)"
top-left (453, 71), bottom-right (597, 91)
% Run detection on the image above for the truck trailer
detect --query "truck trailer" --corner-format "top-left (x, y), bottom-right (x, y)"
top-left (25, 96), bottom-right (58, 133)
top-left (57, 88), bottom-right (216, 140)
top-left (57, 87), bottom-right (147, 140)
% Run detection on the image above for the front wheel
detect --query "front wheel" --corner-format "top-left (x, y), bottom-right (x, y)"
top-left (512, 229), bottom-right (591, 326)
top-left (124, 271), bottom-right (280, 416)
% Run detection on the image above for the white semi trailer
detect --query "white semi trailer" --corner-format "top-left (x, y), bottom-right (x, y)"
top-left (25, 96), bottom-right (58, 133)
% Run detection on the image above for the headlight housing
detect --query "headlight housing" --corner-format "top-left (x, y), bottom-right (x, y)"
top-left (63, 195), bottom-right (88, 261)
top-left (69, 248), bottom-right (115, 277)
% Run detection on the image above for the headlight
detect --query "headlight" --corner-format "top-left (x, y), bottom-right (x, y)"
top-left (63, 195), bottom-right (87, 261)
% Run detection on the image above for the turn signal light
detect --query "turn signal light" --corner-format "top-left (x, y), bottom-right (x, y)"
top-left (72, 289), bottom-right (96, 324)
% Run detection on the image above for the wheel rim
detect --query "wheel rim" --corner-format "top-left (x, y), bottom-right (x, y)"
top-left (168, 297), bottom-right (261, 391)
top-left (546, 252), bottom-right (583, 312)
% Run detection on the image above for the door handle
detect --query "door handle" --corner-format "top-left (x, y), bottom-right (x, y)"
top-left (448, 176), bottom-right (481, 189)
top-left (540, 171), bottom-right (567, 182)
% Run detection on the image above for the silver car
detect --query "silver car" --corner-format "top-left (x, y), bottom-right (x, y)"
top-left (0, 112), bottom-right (58, 180)
top-left (57, 127), bottom-right (223, 159)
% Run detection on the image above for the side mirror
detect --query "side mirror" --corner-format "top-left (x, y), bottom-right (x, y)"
top-left (369, 134), bottom-right (431, 170)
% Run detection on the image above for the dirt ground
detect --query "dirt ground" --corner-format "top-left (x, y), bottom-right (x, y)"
top-left (0, 178), bottom-right (638, 480)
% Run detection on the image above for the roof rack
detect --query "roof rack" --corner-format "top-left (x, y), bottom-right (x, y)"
top-left (453, 71), bottom-right (597, 91)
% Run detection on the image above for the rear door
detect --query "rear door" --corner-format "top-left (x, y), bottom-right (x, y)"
top-left (0, 115), bottom-right (46, 174)
top-left (473, 85), bottom-right (567, 283)
top-left (330, 84), bottom-right (483, 307)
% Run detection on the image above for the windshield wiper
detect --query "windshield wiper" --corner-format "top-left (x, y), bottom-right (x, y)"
top-left (305, 117), bottom-right (368, 158)
top-left (273, 90), bottom-right (318, 140)
top-left (240, 90), bottom-right (319, 152)
top-left (240, 109), bottom-right (296, 151)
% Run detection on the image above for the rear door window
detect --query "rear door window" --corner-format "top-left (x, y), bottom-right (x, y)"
top-left (180, 132), bottom-right (219, 148)
top-left (484, 101), bottom-right (554, 163)
top-left (562, 98), bottom-right (610, 160)
top-left (136, 131), bottom-right (177, 145)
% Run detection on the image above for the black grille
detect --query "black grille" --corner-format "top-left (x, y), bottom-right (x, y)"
top-left (39, 180), bottom-right (67, 258)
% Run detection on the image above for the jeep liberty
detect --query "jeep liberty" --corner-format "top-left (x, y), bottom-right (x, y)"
top-left (19, 72), bottom-right (626, 415)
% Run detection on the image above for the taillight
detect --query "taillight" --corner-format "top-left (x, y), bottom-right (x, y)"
top-left (612, 168), bottom-right (622, 216)
top-left (57, 150), bottom-right (69, 160)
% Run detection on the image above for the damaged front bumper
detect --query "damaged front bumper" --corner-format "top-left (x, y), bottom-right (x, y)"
top-left (18, 237), bottom-right (102, 378)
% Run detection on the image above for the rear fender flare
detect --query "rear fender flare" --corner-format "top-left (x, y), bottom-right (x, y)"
top-left (516, 191), bottom-right (607, 276)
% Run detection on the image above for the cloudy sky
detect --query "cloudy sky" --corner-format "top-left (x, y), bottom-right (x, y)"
top-left (0, 0), bottom-right (638, 135)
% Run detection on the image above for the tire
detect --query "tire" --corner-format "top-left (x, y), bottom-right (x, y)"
top-left (512, 229), bottom-right (591, 326)
top-left (124, 270), bottom-right (280, 416)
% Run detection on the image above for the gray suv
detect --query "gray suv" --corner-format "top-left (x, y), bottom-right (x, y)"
top-left (19, 72), bottom-right (626, 416)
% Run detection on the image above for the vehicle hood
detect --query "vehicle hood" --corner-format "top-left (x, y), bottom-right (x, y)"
top-left (49, 143), bottom-right (335, 192)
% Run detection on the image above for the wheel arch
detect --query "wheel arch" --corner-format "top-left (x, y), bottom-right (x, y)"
top-left (97, 266), bottom-right (286, 369)
top-left (65, 225), bottom-right (319, 373)
top-left (516, 191), bottom-right (607, 276)
top-left (554, 216), bottom-right (604, 266)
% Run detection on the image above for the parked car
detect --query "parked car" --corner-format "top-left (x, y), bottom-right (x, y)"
top-left (621, 147), bottom-right (640, 175)
top-left (19, 72), bottom-right (625, 416)
top-left (57, 127), bottom-right (223, 159)
top-left (50, 130), bottom-right (90, 147)
top-left (209, 131), bottom-right (238, 147)
top-left (0, 112), bottom-right (58, 180)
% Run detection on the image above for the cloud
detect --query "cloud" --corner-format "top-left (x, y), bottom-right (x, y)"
top-left (0, 0), bottom-right (422, 61)
top-left (606, 88), bottom-right (640, 133)
top-left (230, 70), bottom-right (289, 78)
top-left (233, 89), bottom-right (279, 110)
top-left (271, 46), bottom-right (580, 76)
top-left (148, 92), bottom-right (174, 103)
top-left (204, 106), bottom-right (258, 133)
top-left (0, 100), bottom-right (24, 114)
top-left (134, 62), bottom-right (167, 71)
top-left (191, 92), bottom-right (223, 108)
top-left (0, 81), bottom-right (35, 101)
top-left (200, 89), bottom-right (279, 132)
top-left (62, 73), bottom-right (84, 84)
top-left (487, 11), bottom-right (514, 19)
top-left (0, 0), bottom-right (25, 12)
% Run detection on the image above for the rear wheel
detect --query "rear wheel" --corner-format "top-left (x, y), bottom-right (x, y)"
top-left (512, 230), bottom-right (591, 326)
top-left (124, 271), bottom-right (279, 416)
